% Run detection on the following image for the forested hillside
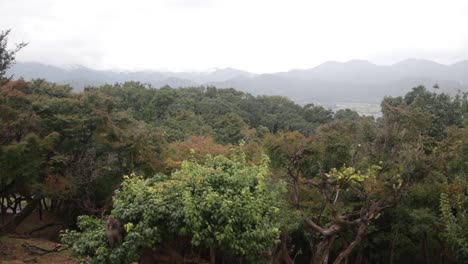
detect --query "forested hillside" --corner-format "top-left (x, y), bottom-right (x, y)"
top-left (1, 77), bottom-right (467, 263)
top-left (1, 29), bottom-right (468, 264)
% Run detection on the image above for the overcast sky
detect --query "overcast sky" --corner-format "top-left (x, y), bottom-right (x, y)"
top-left (1, 0), bottom-right (468, 73)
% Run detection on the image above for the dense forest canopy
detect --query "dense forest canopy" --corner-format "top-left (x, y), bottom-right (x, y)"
top-left (0, 29), bottom-right (467, 264)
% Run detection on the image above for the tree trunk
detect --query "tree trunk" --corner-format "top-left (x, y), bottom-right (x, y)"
top-left (7, 197), bottom-right (14, 213)
top-left (210, 247), bottom-right (215, 264)
top-left (333, 223), bottom-right (369, 264)
top-left (0, 198), bottom-right (40, 234)
top-left (42, 198), bottom-right (48, 211)
top-left (1, 196), bottom-right (5, 225)
top-left (280, 236), bottom-right (294, 264)
top-left (12, 198), bottom-right (18, 214)
top-left (422, 232), bottom-right (430, 264)
top-left (56, 200), bottom-right (63, 212)
top-left (312, 235), bottom-right (335, 264)
top-left (389, 232), bottom-right (397, 264)
top-left (355, 247), bottom-right (363, 264)
top-left (38, 201), bottom-right (43, 221)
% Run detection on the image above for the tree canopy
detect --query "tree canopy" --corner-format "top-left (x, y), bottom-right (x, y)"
top-left (0, 33), bottom-right (466, 263)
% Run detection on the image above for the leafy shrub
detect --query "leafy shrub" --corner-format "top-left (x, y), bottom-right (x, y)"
top-left (62, 152), bottom-right (285, 263)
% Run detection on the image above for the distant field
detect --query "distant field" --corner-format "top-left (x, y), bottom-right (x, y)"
top-left (327, 102), bottom-right (382, 117)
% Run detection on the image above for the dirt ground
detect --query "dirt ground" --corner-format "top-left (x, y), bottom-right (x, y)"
top-left (0, 212), bottom-right (74, 264)
top-left (0, 236), bottom-right (74, 264)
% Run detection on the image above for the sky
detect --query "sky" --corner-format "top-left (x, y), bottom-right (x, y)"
top-left (1, 0), bottom-right (468, 73)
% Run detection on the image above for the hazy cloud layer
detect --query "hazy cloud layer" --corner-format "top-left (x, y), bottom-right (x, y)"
top-left (1, 0), bottom-right (468, 73)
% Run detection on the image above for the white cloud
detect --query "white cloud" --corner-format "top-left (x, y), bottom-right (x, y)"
top-left (1, 0), bottom-right (467, 73)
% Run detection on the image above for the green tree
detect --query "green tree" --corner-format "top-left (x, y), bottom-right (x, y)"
top-left (62, 152), bottom-right (285, 263)
top-left (0, 29), bottom-right (27, 83)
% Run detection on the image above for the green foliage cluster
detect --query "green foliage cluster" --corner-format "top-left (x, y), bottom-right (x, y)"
top-left (0, 52), bottom-right (466, 262)
top-left (0, 80), bottom-right (333, 218)
top-left (440, 191), bottom-right (468, 260)
top-left (86, 84), bottom-right (333, 143)
top-left (3, 30), bottom-right (467, 263)
top-left (62, 153), bottom-right (285, 263)
top-left (262, 86), bottom-right (468, 263)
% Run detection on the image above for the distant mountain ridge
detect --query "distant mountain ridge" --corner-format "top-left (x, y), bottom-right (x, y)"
top-left (8, 60), bottom-right (468, 106)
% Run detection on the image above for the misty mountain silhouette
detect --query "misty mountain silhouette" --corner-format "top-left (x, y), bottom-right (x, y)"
top-left (9, 60), bottom-right (468, 105)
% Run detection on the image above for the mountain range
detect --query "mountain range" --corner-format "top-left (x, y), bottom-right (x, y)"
top-left (8, 59), bottom-right (468, 108)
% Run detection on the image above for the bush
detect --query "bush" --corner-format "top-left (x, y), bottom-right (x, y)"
top-left (62, 152), bottom-right (285, 263)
